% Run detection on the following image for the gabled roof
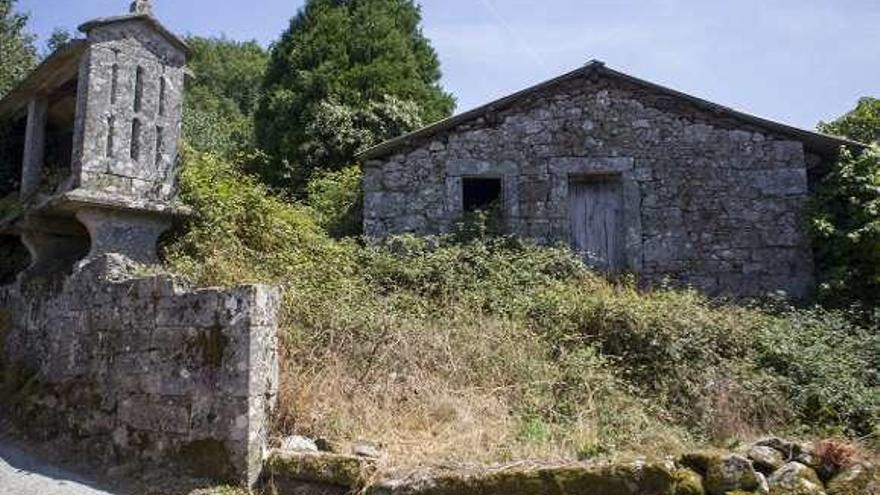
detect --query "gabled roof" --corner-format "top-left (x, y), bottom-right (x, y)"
top-left (357, 60), bottom-right (865, 162)
top-left (0, 40), bottom-right (88, 121)
top-left (79, 13), bottom-right (191, 56)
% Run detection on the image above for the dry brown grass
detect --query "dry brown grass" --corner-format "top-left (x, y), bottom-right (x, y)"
top-left (272, 308), bottom-right (689, 472)
top-left (815, 438), bottom-right (862, 471)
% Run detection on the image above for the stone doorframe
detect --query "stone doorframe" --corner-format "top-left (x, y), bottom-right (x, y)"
top-left (549, 157), bottom-right (643, 273)
top-left (444, 159), bottom-right (520, 220)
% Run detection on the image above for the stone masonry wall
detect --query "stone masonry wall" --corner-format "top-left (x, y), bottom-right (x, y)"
top-left (0, 254), bottom-right (278, 486)
top-left (364, 73), bottom-right (815, 299)
top-left (71, 20), bottom-right (185, 204)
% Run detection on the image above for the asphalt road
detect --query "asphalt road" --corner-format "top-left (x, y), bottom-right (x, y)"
top-left (0, 438), bottom-right (115, 495)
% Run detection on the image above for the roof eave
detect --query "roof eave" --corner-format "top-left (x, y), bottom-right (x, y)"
top-left (0, 40), bottom-right (88, 121)
top-left (78, 14), bottom-right (191, 57)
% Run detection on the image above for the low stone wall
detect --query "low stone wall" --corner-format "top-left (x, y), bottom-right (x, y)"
top-left (263, 437), bottom-right (880, 495)
top-left (0, 254), bottom-right (279, 486)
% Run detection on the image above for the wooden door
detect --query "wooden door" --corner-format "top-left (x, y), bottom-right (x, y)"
top-left (568, 176), bottom-right (625, 272)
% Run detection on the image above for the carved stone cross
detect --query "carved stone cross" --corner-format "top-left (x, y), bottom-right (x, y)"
top-left (130, 0), bottom-right (153, 15)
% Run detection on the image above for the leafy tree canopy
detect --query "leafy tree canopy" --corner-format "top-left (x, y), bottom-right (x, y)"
top-left (183, 36), bottom-right (269, 155)
top-left (0, 0), bottom-right (37, 98)
top-left (812, 98), bottom-right (880, 314)
top-left (255, 0), bottom-right (455, 193)
top-left (819, 97), bottom-right (880, 145)
top-left (45, 28), bottom-right (72, 55)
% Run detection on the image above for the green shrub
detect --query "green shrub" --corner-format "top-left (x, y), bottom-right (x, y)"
top-left (165, 149), bottom-right (880, 467)
top-left (810, 146), bottom-right (880, 313)
top-left (306, 165), bottom-right (363, 238)
top-left (755, 310), bottom-right (880, 436)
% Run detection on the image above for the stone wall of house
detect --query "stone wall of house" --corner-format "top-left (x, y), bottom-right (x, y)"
top-left (0, 254), bottom-right (278, 486)
top-left (363, 74), bottom-right (816, 299)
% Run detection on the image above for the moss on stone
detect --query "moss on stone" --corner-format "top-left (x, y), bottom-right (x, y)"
top-left (767, 462), bottom-right (824, 494)
top-left (372, 462), bottom-right (677, 495)
top-left (826, 462), bottom-right (880, 495)
top-left (178, 438), bottom-right (236, 482)
top-left (267, 450), bottom-right (377, 488)
top-left (674, 468), bottom-right (706, 495)
top-left (704, 455), bottom-right (760, 495)
top-left (681, 452), bottom-right (721, 477)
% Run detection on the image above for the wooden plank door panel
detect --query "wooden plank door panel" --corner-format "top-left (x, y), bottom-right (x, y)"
top-left (568, 176), bottom-right (624, 272)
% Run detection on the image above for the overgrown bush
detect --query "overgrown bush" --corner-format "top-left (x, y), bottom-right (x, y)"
top-left (306, 165), bottom-right (363, 238)
top-left (810, 147), bottom-right (880, 313)
top-left (812, 97), bottom-right (880, 314)
top-left (165, 149), bottom-right (880, 468)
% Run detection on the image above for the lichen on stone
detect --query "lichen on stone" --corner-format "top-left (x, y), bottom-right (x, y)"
top-left (767, 462), bottom-right (824, 494)
top-left (703, 454), bottom-right (760, 495)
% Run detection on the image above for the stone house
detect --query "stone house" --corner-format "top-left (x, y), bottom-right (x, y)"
top-left (358, 61), bottom-right (861, 300)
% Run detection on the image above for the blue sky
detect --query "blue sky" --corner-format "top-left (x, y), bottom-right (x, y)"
top-left (16, 0), bottom-right (880, 130)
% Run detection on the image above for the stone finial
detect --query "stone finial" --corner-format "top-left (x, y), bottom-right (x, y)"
top-left (129, 0), bottom-right (153, 15)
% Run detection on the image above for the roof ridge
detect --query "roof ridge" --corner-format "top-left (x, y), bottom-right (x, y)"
top-left (357, 62), bottom-right (864, 161)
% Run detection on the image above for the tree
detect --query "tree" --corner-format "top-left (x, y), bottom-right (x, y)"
top-left (45, 28), bottom-right (72, 55)
top-left (0, 0), bottom-right (37, 98)
top-left (182, 36), bottom-right (269, 155)
top-left (812, 98), bottom-right (880, 313)
top-left (255, 0), bottom-right (455, 193)
top-left (819, 97), bottom-right (880, 146)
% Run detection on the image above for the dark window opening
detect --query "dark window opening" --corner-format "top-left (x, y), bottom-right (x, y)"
top-left (134, 66), bottom-right (144, 113)
top-left (40, 76), bottom-right (78, 195)
top-left (131, 119), bottom-right (141, 161)
top-left (158, 76), bottom-right (166, 116)
top-left (155, 126), bottom-right (163, 166)
top-left (0, 235), bottom-right (31, 285)
top-left (106, 116), bottom-right (115, 157)
top-left (462, 177), bottom-right (502, 212)
top-left (0, 116), bottom-right (27, 197)
top-left (111, 64), bottom-right (119, 105)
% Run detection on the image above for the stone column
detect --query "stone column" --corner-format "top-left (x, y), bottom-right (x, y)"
top-left (21, 96), bottom-right (49, 198)
top-left (75, 207), bottom-right (171, 264)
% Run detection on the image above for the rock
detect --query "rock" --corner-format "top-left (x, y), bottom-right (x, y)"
top-left (755, 438), bottom-right (803, 461)
top-left (372, 461), bottom-right (677, 495)
top-left (352, 442), bottom-right (383, 459)
top-left (767, 462), bottom-right (824, 494)
top-left (680, 451), bottom-right (718, 475)
top-left (749, 446), bottom-right (786, 474)
top-left (755, 471), bottom-right (770, 494)
top-left (674, 468), bottom-right (706, 495)
top-left (827, 462), bottom-right (880, 495)
top-left (280, 435), bottom-right (319, 452)
top-left (266, 449), bottom-right (377, 489)
top-left (795, 443), bottom-right (819, 470)
top-left (704, 454), bottom-right (760, 495)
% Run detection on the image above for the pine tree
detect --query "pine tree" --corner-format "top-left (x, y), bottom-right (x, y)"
top-left (255, 0), bottom-right (455, 192)
top-left (0, 0), bottom-right (37, 98)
